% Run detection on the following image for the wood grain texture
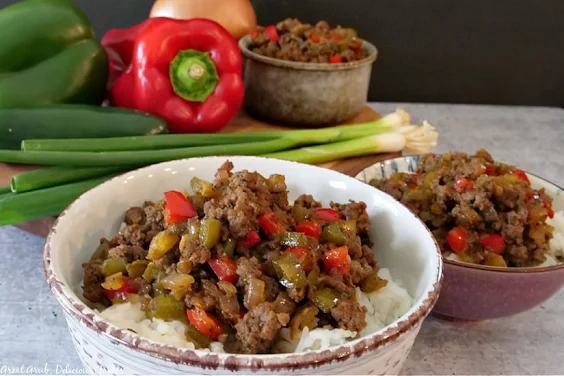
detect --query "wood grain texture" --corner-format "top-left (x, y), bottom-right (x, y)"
top-left (0, 107), bottom-right (399, 237)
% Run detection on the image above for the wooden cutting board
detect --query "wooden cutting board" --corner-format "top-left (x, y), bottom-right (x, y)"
top-left (0, 106), bottom-right (399, 237)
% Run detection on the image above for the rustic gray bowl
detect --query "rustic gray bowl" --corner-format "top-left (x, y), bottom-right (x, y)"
top-left (239, 36), bottom-right (378, 127)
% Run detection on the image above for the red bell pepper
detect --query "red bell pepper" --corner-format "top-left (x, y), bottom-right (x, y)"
top-left (329, 55), bottom-right (342, 64)
top-left (258, 211), bottom-right (284, 235)
top-left (208, 257), bottom-right (238, 284)
top-left (102, 18), bottom-right (244, 134)
top-left (163, 190), bottom-right (197, 226)
top-left (314, 208), bottom-right (340, 222)
top-left (453, 177), bottom-right (474, 193)
top-left (323, 246), bottom-right (351, 274)
top-left (186, 308), bottom-right (224, 339)
top-left (295, 220), bottom-right (322, 240)
top-left (447, 227), bottom-right (468, 254)
top-left (237, 230), bottom-right (261, 248)
top-left (512, 169), bottom-right (530, 184)
top-left (544, 200), bottom-right (555, 219)
top-left (284, 246), bottom-right (313, 272)
top-left (103, 277), bottom-right (137, 300)
top-left (479, 234), bottom-right (505, 254)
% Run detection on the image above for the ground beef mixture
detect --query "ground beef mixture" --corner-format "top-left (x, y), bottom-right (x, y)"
top-left (82, 161), bottom-right (386, 354)
top-left (371, 149), bottom-right (556, 267)
top-left (249, 18), bottom-right (368, 63)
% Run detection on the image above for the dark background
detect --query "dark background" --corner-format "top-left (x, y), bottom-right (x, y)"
top-left (2, 0), bottom-right (563, 107)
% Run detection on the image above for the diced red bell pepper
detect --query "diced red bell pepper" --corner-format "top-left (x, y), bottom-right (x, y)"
top-left (309, 34), bottom-right (320, 43)
top-left (512, 170), bottom-right (530, 184)
top-left (163, 190), bottom-right (197, 226)
top-left (447, 227), bottom-right (469, 254)
top-left (485, 166), bottom-right (496, 175)
top-left (208, 257), bottom-right (238, 284)
top-left (331, 32), bottom-right (343, 41)
top-left (351, 40), bottom-right (362, 53)
top-left (479, 234), bottom-right (506, 254)
top-left (409, 183), bottom-right (418, 189)
top-left (526, 192), bottom-right (539, 200)
top-left (186, 308), bottom-right (225, 339)
top-left (544, 200), bottom-right (554, 219)
top-left (103, 278), bottom-right (137, 300)
top-left (453, 177), bottom-right (474, 193)
top-left (258, 211), bottom-right (284, 235)
top-left (237, 230), bottom-right (261, 248)
top-left (295, 220), bottom-right (321, 240)
top-left (314, 208), bottom-right (340, 222)
top-left (323, 246), bottom-right (351, 274)
top-left (284, 246), bottom-right (313, 272)
top-left (329, 55), bottom-right (342, 64)
top-left (250, 28), bottom-right (260, 41)
top-left (264, 25), bottom-right (278, 41)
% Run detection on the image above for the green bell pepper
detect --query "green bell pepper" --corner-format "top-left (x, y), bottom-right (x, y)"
top-left (0, 0), bottom-right (108, 107)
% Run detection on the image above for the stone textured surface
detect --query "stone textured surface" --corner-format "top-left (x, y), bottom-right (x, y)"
top-left (1, 103), bottom-right (563, 374)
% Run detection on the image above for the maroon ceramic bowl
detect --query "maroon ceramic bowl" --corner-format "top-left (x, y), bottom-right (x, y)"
top-left (357, 156), bottom-right (564, 321)
top-left (433, 261), bottom-right (564, 320)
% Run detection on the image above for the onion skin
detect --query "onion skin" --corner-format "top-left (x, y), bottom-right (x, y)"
top-left (149, 0), bottom-right (257, 40)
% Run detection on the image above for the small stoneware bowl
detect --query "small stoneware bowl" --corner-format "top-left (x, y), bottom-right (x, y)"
top-left (238, 36), bottom-right (378, 127)
top-left (44, 156), bottom-right (441, 375)
top-left (357, 156), bottom-right (564, 321)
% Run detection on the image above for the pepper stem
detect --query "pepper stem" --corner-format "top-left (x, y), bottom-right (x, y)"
top-left (170, 49), bottom-right (219, 102)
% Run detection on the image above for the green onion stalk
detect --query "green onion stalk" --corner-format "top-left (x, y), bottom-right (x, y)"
top-left (20, 109), bottom-right (410, 152)
top-left (0, 174), bottom-right (120, 226)
top-left (0, 110), bottom-right (439, 226)
top-left (264, 121), bottom-right (439, 164)
top-left (10, 166), bottom-right (132, 193)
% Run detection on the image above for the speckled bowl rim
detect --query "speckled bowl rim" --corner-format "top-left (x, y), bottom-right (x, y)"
top-left (238, 35), bottom-right (378, 71)
top-left (355, 155), bottom-right (564, 275)
top-left (43, 156), bottom-right (442, 372)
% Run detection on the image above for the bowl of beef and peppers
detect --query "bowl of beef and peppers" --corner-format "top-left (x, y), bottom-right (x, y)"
top-left (44, 156), bottom-right (441, 375)
top-left (358, 150), bottom-right (564, 321)
top-left (239, 18), bottom-right (378, 127)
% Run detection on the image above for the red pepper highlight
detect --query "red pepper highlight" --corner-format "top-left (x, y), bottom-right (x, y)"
top-left (209, 257), bottom-right (238, 284)
top-left (237, 230), bottom-right (260, 248)
top-left (186, 308), bottom-right (224, 339)
top-left (512, 170), bottom-right (530, 184)
top-left (479, 234), bottom-right (505, 254)
top-left (447, 227), bottom-right (468, 254)
top-left (454, 177), bottom-right (474, 193)
top-left (323, 246), bottom-right (351, 274)
top-left (258, 211), bottom-right (283, 235)
top-left (102, 18), bottom-right (244, 134)
top-left (329, 55), bottom-right (342, 64)
top-left (284, 246), bottom-right (313, 272)
top-left (314, 208), bottom-right (340, 222)
top-left (103, 278), bottom-right (137, 300)
top-left (295, 220), bottom-right (321, 240)
top-left (264, 25), bottom-right (278, 41)
top-left (163, 190), bottom-right (197, 226)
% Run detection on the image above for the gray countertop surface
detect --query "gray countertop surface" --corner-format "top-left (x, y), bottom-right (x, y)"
top-left (1, 103), bottom-right (563, 375)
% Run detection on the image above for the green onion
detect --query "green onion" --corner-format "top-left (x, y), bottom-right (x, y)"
top-left (0, 185), bottom-right (10, 195)
top-left (0, 138), bottom-right (298, 166)
top-left (263, 134), bottom-right (405, 164)
top-left (21, 110), bottom-right (409, 152)
top-left (11, 166), bottom-right (131, 193)
top-left (0, 174), bottom-right (119, 226)
top-left (264, 122), bottom-right (438, 164)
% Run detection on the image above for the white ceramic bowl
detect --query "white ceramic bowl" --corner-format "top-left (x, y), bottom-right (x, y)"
top-left (44, 157), bottom-right (442, 375)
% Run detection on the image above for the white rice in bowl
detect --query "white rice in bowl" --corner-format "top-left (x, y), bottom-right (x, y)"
top-left (97, 267), bottom-right (413, 353)
top-left (446, 210), bottom-right (564, 267)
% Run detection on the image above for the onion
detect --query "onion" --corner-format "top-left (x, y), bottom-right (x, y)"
top-left (244, 277), bottom-right (265, 310)
top-left (149, 0), bottom-right (257, 40)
